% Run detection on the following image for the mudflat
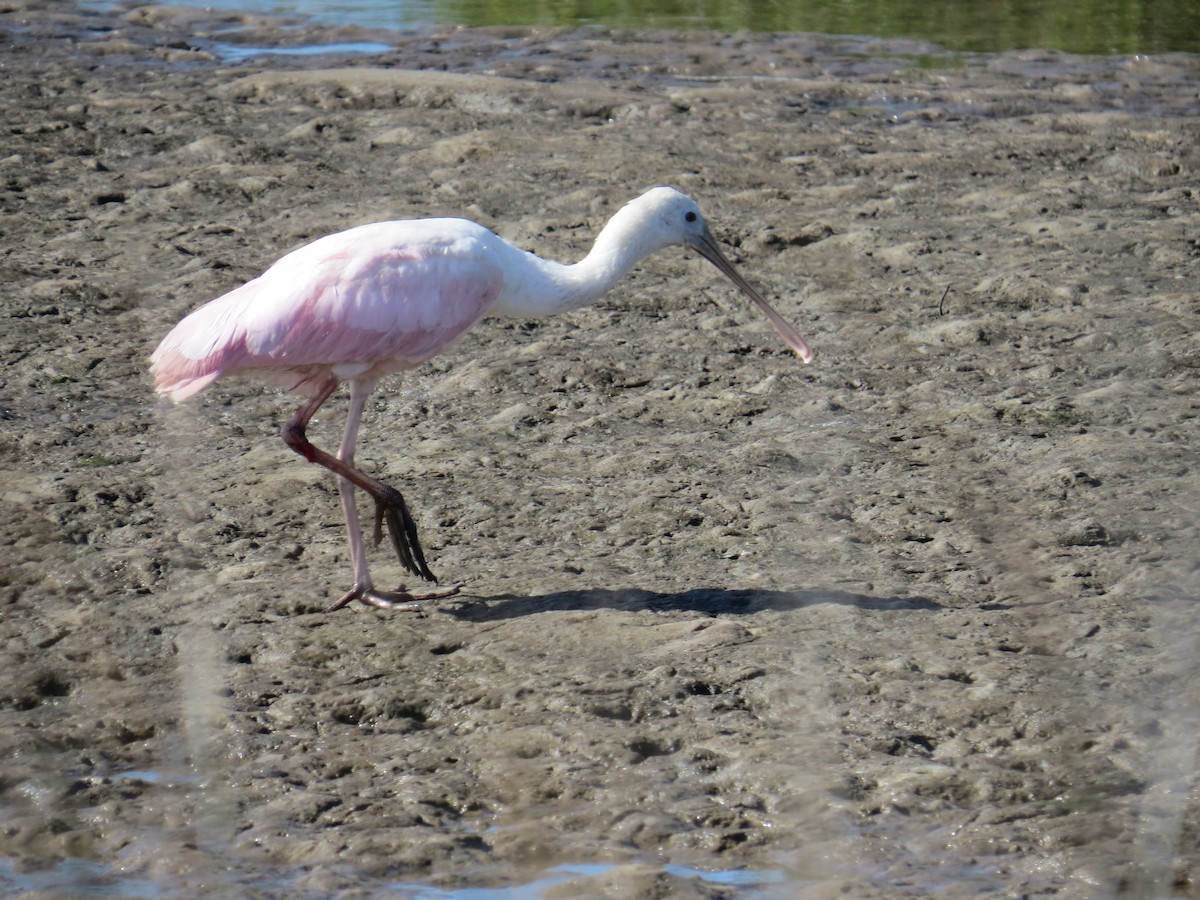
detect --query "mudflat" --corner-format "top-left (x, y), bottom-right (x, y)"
top-left (1, 2), bottom-right (1198, 895)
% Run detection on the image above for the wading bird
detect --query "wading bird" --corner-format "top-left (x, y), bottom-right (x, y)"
top-left (151, 187), bottom-right (813, 612)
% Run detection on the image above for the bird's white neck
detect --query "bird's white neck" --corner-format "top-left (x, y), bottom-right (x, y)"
top-left (491, 200), bottom-right (669, 318)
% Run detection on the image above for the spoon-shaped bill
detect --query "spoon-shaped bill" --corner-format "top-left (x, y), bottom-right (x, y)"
top-left (688, 228), bottom-right (814, 364)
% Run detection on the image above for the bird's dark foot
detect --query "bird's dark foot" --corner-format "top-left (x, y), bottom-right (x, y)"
top-left (370, 484), bottom-right (436, 582)
top-left (325, 582), bottom-right (463, 614)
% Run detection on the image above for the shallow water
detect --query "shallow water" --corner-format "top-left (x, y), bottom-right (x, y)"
top-left (211, 39), bottom-right (395, 62)
top-left (0, 857), bottom-right (794, 898)
top-left (82, 0), bottom-right (1200, 52)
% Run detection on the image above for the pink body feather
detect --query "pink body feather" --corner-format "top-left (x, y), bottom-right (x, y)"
top-left (151, 219), bottom-right (507, 400)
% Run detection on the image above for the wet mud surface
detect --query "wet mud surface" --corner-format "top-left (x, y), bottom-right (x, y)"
top-left (1, 1), bottom-right (1199, 895)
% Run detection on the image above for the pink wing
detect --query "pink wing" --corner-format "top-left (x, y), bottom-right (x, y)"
top-left (151, 220), bottom-right (506, 400)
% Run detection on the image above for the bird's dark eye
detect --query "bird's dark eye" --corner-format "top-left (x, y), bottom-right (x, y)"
top-left (684, 211), bottom-right (698, 223)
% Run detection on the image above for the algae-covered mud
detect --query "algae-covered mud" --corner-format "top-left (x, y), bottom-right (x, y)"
top-left (1, 2), bottom-right (1198, 895)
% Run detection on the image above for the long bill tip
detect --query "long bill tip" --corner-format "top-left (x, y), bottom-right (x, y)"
top-left (761, 300), bottom-right (815, 364)
top-left (692, 229), bottom-right (815, 364)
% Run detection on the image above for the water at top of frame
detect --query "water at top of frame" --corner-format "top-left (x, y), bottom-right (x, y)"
top-left (79, 0), bottom-right (1200, 54)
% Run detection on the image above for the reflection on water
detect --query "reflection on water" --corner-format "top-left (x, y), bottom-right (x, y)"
top-left (0, 857), bottom-right (793, 898)
top-left (212, 40), bottom-right (395, 62)
top-left (389, 863), bottom-right (789, 897)
top-left (109, 769), bottom-right (200, 784)
top-left (82, 0), bottom-right (1200, 53)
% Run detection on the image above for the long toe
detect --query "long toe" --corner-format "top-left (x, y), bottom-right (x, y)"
top-left (324, 582), bottom-right (462, 614)
top-left (390, 583), bottom-right (463, 603)
top-left (359, 590), bottom-right (425, 613)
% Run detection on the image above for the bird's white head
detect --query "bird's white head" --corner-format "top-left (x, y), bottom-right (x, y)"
top-left (621, 186), bottom-right (814, 363)
top-left (621, 186), bottom-right (710, 254)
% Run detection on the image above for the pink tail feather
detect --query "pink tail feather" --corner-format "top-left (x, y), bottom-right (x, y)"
top-left (150, 278), bottom-right (263, 402)
top-left (151, 361), bottom-right (222, 402)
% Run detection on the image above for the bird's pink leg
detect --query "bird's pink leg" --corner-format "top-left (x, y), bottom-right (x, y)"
top-left (281, 378), bottom-right (460, 612)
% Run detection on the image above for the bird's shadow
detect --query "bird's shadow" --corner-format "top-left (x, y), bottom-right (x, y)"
top-left (442, 586), bottom-right (941, 621)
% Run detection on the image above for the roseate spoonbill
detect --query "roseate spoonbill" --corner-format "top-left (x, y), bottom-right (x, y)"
top-left (151, 187), bottom-right (813, 612)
